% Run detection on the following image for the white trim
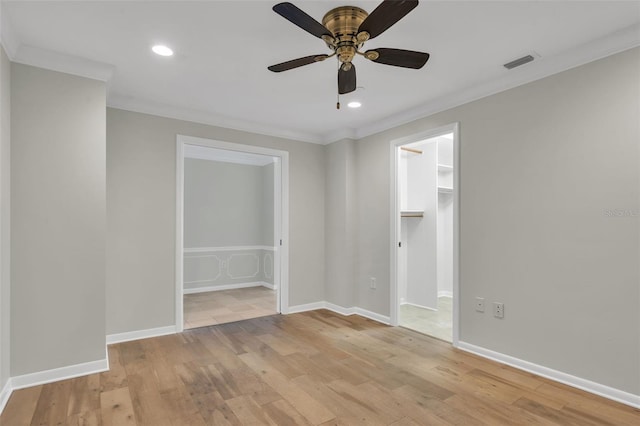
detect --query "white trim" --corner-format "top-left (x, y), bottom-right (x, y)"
top-left (287, 302), bottom-right (327, 314)
top-left (261, 281), bottom-right (276, 290)
top-left (0, 378), bottom-right (12, 415)
top-left (324, 302), bottom-right (355, 316)
top-left (109, 95), bottom-right (325, 145)
top-left (12, 45), bottom-right (114, 82)
top-left (438, 291), bottom-right (453, 298)
top-left (11, 358), bottom-right (108, 391)
top-left (401, 302), bottom-right (437, 312)
top-left (354, 26), bottom-right (640, 141)
top-left (176, 135), bottom-right (289, 326)
top-left (184, 246), bottom-right (276, 253)
top-left (457, 341), bottom-right (640, 409)
top-left (106, 26), bottom-right (639, 144)
top-left (183, 281), bottom-right (273, 294)
top-left (1, 23), bottom-right (635, 143)
top-left (286, 301), bottom-right (391, 325)
top-left (176, 140), bottom-right (185, 332)
top-left (353, 307), bottom-right (391, 325)
top-left (389, 123), bottom-right (460, 348)
top-left (106, 325), bottom-right (177, 345)
top-left (184, 144), bottom-right (276, 166)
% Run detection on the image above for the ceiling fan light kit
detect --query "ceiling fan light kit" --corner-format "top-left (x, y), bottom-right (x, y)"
top-left (268, 0), bottom-right (430, 105)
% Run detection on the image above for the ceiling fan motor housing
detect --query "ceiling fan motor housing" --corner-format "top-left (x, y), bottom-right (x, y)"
top-left (322, 6), bottom-right (369, 66)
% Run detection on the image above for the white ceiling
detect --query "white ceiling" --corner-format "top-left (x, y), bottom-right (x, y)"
top-left (2, 1), bottom-right (639, 144)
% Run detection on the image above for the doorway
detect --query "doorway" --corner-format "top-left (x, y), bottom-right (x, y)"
top-left (175, 135), bottom-right (289, 332)
top-left (390, 124), bottom-right (459, 345)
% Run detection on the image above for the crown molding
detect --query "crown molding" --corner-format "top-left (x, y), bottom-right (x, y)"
top-left (353, 23), bottom-right (640, 140)
top-left (3, 4), bottom-right (637, 146)
top-left (13, 45), bottom-right (115, 82)
top-left (107, 94), bottom-right (326, 145)
top-left (324, 127), bottom-right (358, 143)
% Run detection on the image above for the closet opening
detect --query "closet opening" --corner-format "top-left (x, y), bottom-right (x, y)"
top-left (175, 135), bottom-right (290, 332)
top-left (390, 124), bottom-right (459, 345)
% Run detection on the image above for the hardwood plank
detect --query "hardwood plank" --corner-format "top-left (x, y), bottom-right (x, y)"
top-left (291, 375), bottom-right (387, 425)
top-left (100, 345), bottom-right (127, 392)
top-left (68, 374), bottom-right (101, 417)
top-left (0, 385), bottom-right (42, 426)
top-left (66, 408), bottom-right (103, 426)
top-left (29, 380), bottom-right (72, 426)
top-left (225, 395), bottom-right (277, 425)
top-left (240, 352), bottom-right (335, 425)
top-left (513, 397), bottom-right (594, 426)
top-left (261, 398), bottom-right (312, 426)
top-left (100, 387), bottom-right (136, 426)
top-left (2, 311), bottom-right (637, 425)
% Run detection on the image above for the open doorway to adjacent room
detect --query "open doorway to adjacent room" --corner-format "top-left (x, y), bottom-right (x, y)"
top-left (176, 136), bottom-right (289, 331)
top-left (391, 124), bottom-right (459, 344)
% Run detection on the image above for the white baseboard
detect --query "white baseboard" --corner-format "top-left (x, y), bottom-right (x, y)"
top-left (106, 325), bottom-right (177, 345)
top-left (261, 282), bottom-right (276, 290)
top-left (11, 358), bottom-right (109, 391)
top-left (457, 341), bottom-right (640, 409)
top-left (354, 307), bottom-right (391, 325)
top-left (287, 301), bottom-right (327, 314)
top-left (0, 378), bottom-right (12, 415)
top-left (287, 301), bottom-right (391, 325)
top-left (184, 281), bottom-right (274, 294)
top-left (401, 302), bottom-right (437, 312)
top-left (438, 291), bottom-right (453, 298)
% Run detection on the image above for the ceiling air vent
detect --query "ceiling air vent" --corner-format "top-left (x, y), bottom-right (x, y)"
top-left (503, 54), bottom-right (535, 70)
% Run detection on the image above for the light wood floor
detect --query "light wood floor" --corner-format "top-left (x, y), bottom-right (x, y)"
top-left (184, 286), bottom-right (277, 329)
top-left (2, 311), bottom-right (638, 425)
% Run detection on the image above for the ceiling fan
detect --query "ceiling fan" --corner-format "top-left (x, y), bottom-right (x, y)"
top-left (268, 0), bottom-right (430, 100)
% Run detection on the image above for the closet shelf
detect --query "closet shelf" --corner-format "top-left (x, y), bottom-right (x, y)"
top-left (438, 186), bottom-right (453, 194)
top-left (438, 164), bottom-right (453, 172)
top-left (401, 210), bottom-right (424, 218)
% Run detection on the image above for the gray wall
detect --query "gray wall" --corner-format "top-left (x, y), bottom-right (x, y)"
top-left (184, 159), bottom-right (272, 248)
top-left (0, 44), bottom-right (10, 390)
top-left (106, 108), bottom-right (325, 334)
top-left (11, 64), bottom-right (106, 375)
top-left (324, 139), bottom-right (356, 308)
top-left (346, 47), bottom-right (639, 394)
top-left (183, 158), bottom-right (275, 291)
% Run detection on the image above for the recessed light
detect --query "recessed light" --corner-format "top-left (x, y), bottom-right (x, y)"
top-left (152, 45), bottom-right (173, 57)
top-left (347, 101), bottom-right (361, 108)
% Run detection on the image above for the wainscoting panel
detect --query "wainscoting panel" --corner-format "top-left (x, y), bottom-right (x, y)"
top-left (184, 246), bottom-right (275, 291)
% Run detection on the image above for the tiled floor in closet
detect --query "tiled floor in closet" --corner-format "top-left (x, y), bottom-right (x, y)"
top-left (400, 296), bottom-right (452, 342)
top-left (184, 286), bottom-right (277, 329)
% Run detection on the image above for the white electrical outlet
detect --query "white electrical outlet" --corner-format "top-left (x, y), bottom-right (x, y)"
top-left (493, 302), bottom-right (504, 318)
top-left (370, 277), bottom-right (376, 289)
top-left (475, 297), bottom-right (485, 312)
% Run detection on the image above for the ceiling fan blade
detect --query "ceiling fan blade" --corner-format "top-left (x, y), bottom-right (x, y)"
top-left (366, 48), bottom-right (430, 69)
top-left (268, 54), bottom-right (329, 72)
top-left (338, 64), bottom-right (356, 94)
top-left (358, 0), bottom-right (419, 40)
top-left (273, 2), bottom-right (333, 39)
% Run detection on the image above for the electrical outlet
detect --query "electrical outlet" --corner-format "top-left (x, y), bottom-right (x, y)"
top-left (493, 302), bottom-right (504, 319)
top-left (475, 297), bottom-right (485, 312)
top-left (369, 277), bottom-right (376, 289)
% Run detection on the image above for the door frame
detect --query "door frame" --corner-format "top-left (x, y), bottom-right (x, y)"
top-left (175, 135), bottom-right (290, 332)
top-left (389, 123), bottom-right (460, 346)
